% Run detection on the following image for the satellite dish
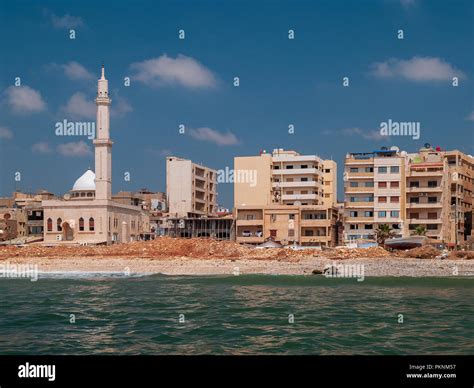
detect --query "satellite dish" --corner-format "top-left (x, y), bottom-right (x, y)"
top-left (390, 146), bottom-right (399, 152)
top-left (400, 151), bottom-right (407, 157)
top-left (424, 143), bottom-right (431, 149)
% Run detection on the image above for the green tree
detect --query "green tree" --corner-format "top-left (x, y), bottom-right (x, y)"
top-left (375, 224), bottom-right (396, 245)
top-left (413, 225), bottom-right (427, 236)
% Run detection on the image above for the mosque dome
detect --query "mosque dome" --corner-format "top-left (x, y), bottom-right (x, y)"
top-left (72, 170), bottom-right (96, 191)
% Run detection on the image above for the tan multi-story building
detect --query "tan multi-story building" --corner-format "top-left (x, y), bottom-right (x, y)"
top-left (344, 148), bottom-right (405, 240)
top-left (444, 151), bottom-right (474, 244)
top-left (344, 145), bottom-right (473, 245)
top-left (234, 149), bottom-right (338, 246)
top-left (166, 156), bottom-right (217, 218)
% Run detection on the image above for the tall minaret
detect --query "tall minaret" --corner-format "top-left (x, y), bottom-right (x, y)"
top-left (94, 65), bottom-right (113, 200)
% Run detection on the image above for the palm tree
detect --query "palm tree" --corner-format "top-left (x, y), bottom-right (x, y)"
top-left (413, 225), bottom-right (427, 236)
top-left (375, 224), bottom-right (396, 245)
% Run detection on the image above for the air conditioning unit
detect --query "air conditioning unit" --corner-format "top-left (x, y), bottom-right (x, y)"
top-left (56, 235), bottom-right (62, 241)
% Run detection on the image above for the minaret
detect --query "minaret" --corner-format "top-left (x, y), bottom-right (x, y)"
top-left (94, 65), bottom-right (113, 200)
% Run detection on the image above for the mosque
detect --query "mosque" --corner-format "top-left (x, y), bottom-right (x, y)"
top-left (42, 66), bottom-right (149, 244)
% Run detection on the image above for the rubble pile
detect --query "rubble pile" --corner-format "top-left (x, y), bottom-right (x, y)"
top-left (448, 251), bottom-right (474, 260)
top-left (400, 245), bottom-right (441, 260)
top-left (325, 246), bottom-right (391, 260)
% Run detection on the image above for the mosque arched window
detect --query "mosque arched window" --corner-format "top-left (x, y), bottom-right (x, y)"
top-left (89, 218), bottom-right (95, 231)
top-left (57, 218), bottom-right (62, 232)
top-left (79, 217), bottom-right (84, 231)
top-left (47, 218), bottom-right (52, 232)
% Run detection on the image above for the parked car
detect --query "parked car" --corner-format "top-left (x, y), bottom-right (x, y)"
top-left (242, 231), bottom-right (253, 237)
top-left (255, 231), bottom-right (263, 237)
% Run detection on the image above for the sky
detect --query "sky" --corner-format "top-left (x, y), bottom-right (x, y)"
top-left (0, 0), bottom-right (473, 208)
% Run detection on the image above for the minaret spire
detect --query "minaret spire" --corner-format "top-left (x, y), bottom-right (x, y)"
top-left (94, 64), bottom-right (113, 201)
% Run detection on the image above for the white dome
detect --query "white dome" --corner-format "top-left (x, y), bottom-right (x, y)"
top-left (72, 170), bottom-right (96, 191)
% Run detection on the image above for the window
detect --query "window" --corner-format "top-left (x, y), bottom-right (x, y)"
top-left (410, 213), bottom-right (419, 219)
top-left (286, 165), bottom-right (293, 169)
top-left (410, 197), bottom-right (419, 204)
top-left (428, 197), bottom-right (437, 203)
top-left (246, 215), bottom-right (255, 220)
top-left (288, 230), bottom-right (295, 237)
top-left (325, 169), bottom-right (330, 173)
top-left (378, 196), bottom-right (387, 203)
top-left (350, 211), bottom-right (358, 217)
top-left (47, 218), bottom-right (52, 232)
top-left (57, 218), bottom-right (62, 232)
top-left (350, 168), bottom-right (358, 173)
top-left (364, 211), bottom-right (373, 217)
top-left (350, 224), bottom-right (357, 230)
top-left (427, 224), bottom-right (438, 230)
top-left (89, 217), bottom-right (95, 231)
top-left (378, 182), bottom-right (387, 188)
top-left (350, 182), bottom-right (358, 187)
top-left (428, 212), bottom-right (437, 219)
top-left (378, 211), bottom-right (387, 217)
top-left (365, 167), bottom-right (373, 173)
top-left (301, 165), bottom-right (308, 169)
top-left (301, 177), bottom-right (308, 182)
top-left (410, 181), bottom-right (419, 188)
top-left (364, 224), bottom-right (373, 229)
top-left (365, 182), bottom-right (374, 187)
top-left (378, 167), bottom-right (387, 173)
top-left (390, 211), bottom-right (399, 218)
top-left (428, 181), bottom-right (437, 188)
top-left (79, 217), bottom-right (84, 231)
top-left (274, 165), bottom-right (280, 170)
top-left (390, 196), bottom-right (399, 203)
top-left (289, 214), bottom-right (295, 220)
top-left (390, 166), bottom-right (400, 173)
top-left (390, 182), bottom-right (399, 188)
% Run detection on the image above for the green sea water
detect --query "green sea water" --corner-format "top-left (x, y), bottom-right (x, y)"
top-left (0, 274), bottom-right (473, 355)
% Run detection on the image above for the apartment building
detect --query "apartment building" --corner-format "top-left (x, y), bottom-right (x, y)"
top-left (344, 148), bottom-right (405, 240)
top-left (404, 148), bottom-right (451, 241)
top-left (234, 149), bottom-right (338, 246)
top-left (444, 151), bottom-right (474, 243)
top-left (166, 156), bottom-right (217, 218)
top-left (344, 145), bottom-right (473, 245)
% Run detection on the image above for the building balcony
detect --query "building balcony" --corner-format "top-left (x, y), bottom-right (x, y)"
top-left (345, 158), bottom-right (374, 165)
top-left (406, 202), bottom-right (443, 209)
top-left (300, 236), bottom-right (330, 243)
top-left (236, 236), bottom-right (265, 243)
top-left (272, 181), bottom-right (320, 188)
top-left (344, 217), bottom-right (373, 223)
top-left (236, 219), bottom-right (264, 226)
top-left (407, 170), bottom-right (444, 177)
top-left (406, 218), bottom-right (442, 224)
top-left (344, 187), bottom-right (374, 193)
top-left (273, 168), bottom-right (319, 175)
top-left (300, 219), bottom-right (330, 227)
top-left (281, 194), bottom-right (318, 201)
top-left (346, 172), bottom-right (374, 179)
top-left (344, 201), bottom-right (374, 208)
top-left (406, 186), bottom-right (443, 193)
top-left (272, 155), bottom-right (321, 163)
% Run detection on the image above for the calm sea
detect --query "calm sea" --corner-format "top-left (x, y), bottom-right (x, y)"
top-left (0, 274), bottom-right (473, 355)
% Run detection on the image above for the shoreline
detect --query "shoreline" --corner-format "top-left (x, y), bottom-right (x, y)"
top-left (2, 256), bottom-right (474, 277)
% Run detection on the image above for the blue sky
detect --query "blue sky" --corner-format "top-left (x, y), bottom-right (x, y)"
top-left (0, 0), bottom-right (473, 208)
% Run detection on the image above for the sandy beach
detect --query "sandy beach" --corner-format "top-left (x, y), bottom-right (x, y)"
top-left (1, 238), bottom-right (473, 277)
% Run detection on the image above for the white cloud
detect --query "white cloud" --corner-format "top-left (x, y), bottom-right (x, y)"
top-left (131, 54), bottom-right (217, 89)
top-left (50, 12), bottom-right (84, 29)
top-left (188, 127), bottom-right (240, 146)
top-left (32, 142), bottom-right (52, 154)
top-left (111, 96), bottom-right (133, 117)
top-left (370, 56), bottom-right (466, 81)
top-left (0, 126), bottom-right (13, 139)
top-left (57, 141), bottom-right (92, 157)
top-left (63, 92), bottom-right (95, 120)
top-left (5, 86), bottom-right (47, 114)
top-left (60, 61), bottom-right (94, 80)
top-left (324, 127), bottom-right (388, 141)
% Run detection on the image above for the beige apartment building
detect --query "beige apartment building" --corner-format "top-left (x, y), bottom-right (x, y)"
top-left (234, 149), bottom-right (338, 246)
top-left (166, 156), bottom-right (217, 218)
top-left (344, 145), bottom-right (473, 245)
